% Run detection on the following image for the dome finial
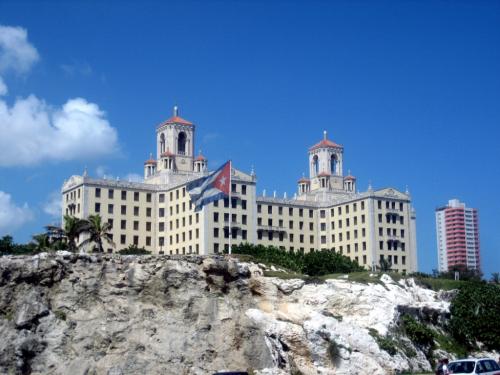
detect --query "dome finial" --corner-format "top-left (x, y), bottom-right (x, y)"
top-left (173, 105), bottom-right (179, 117)
top-left (323, 130), bottom-right (327, 140)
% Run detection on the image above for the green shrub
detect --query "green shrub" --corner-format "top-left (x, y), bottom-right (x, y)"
top-left (449, 282), bottom-right (500, 350)
top-left (229, 243), bottom-right (364, 276)
top-left (118, 244), bottom-right (151, 255)
top-left (368, 328), bottom-right (398, 355)
top-left (401, 315), bottom-right (435, 349)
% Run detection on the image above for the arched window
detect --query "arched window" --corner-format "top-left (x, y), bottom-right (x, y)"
top-left (313, 155), bottom-right (319, 176)
top-left (331, 155), bottom-right (337, 175)
top-left (160, 133), bottom-right (165, 153)
top-left (178, 132), bottom-right (186, 154)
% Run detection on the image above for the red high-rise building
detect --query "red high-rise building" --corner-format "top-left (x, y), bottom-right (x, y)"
top-left (435, 199), bottom-right (480, 272)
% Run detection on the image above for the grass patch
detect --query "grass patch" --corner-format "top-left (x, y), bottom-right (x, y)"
top-left (414, 277), bottom-right (467, 291)
top-left (434, 331), bottom-right (468, 358)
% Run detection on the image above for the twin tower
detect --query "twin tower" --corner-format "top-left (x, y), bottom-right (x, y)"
top-left (145, 107), bottom-right (356, 196)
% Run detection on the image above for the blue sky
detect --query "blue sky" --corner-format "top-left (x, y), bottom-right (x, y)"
top-left (0, 1), bottom-right (499, 277)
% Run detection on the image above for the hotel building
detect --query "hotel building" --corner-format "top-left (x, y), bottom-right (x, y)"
top-left (62, 107), bottom-right (418, 273)
top-left (435, 199), bottom-right (480, 272)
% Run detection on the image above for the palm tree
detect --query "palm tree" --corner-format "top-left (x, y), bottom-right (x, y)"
top-left (46, 215), bottom-right (89, 252)
top-left (491, 272), bottom-right (500, 284)
top-left (378, 258), bottom-right (393, 272)
top-left (80, 214), bottom-right (115, 253)
top-left (32, 233), bottom-right (51, 252)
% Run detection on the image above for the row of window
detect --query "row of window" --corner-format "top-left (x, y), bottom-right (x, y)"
top-left (65, 189), bottom-right (81, 201)
top-left (378, 228), bottom-right (405, 238)
top-left (380, 254), bottom-right (407, 265)
top-left (378, 200), bottom-right (404, 211)
top-left (95, 203), bottom-right (152, 217)
top-left (213, 228), bottom-right (248, 240)
top-left (379, 213), bottom-right (404, 225)
top-left (257, 204), bottom-right (315, 217)
top-left (157, 230), bottom-right (200, 246)
top-left (379, 240), bottom-right (406, 251)
top-left (95, 187), bottom-right (153, 202)
top-left (159, 214), bottom-right (200, 231)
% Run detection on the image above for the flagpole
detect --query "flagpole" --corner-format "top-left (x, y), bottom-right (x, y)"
top-left (228, 160), bottom-right (232, 255)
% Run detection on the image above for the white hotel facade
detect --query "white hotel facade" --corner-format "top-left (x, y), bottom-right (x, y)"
top-left (62, 108), bottom-right (418, 273)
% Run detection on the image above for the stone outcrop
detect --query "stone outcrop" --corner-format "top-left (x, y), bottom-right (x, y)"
top-left (0, 253), bottom-right (452, 375)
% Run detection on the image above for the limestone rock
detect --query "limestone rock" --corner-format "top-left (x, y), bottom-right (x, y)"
top-left (0, 253), bottom-right (467, 375)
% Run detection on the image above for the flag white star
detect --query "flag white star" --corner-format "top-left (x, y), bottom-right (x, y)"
top-left (219, 176), bottom-right (226, 186)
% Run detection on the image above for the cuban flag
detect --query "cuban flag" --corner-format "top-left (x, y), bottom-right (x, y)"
top-left (187, 161), bottom-right (231, 211)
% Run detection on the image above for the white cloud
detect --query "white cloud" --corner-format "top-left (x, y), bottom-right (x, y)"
top-left (0, 191), bottom-right (34, 233)
top-left (42, 191), bottom-right (61, 217)
top-left (0, 25), bottom-right (39, 74)
top-left (0, 96), bottom-right (119, 166)
top-left (0, 25), bottom-right (119, 167)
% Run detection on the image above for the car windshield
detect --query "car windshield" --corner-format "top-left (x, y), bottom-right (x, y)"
top-left (448, 361), bottom-right (475, 373)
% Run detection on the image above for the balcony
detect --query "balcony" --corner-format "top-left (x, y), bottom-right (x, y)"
top-left (224, 221), bottom-right (241, 229)
top-left (257, 225), bottom-right (287, 233)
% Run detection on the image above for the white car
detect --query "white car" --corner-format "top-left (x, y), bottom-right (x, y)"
top-left (448, 358), bottom-right (500, 374)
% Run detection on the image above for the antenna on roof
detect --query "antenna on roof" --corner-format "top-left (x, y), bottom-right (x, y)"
top-left (173, 105), bottom-right (179, 117)
top-left (323, 130), bottom-right (327, 140)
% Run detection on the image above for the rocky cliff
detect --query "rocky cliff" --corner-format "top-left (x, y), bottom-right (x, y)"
top-left (0, 253), bottom-right (451, 375)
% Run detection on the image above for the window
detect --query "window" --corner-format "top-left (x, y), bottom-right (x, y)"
top-left (362, 214), bottom-right (365, 223)
top-left (289, 207), bottom-right (293, 215)
top-left (146, 222), bottom-right (151, 231)
top-left (321, 236), bottom-right (326, 244)
top-left (214, 243), bottom-right (219, 253)
top-left (134, 192), bottom-right (139, 201)
top-left (159, 222), bottom-right (164, 232)
top-left (289, 220), bottom-right (293, 229)
top-left (121, 190), bottom-right (127, 200)
top-left (213, 212), bottom-right (219, 222)
top-left (146, 207), bottom-right (152, 217)
top-left (309, 235), bottom-right (314, 243)
top-left (120, 205), bottom-right (126, 215)
top-left (346, 205), bottom-right (349, 214)
top-left (399, 202), bottom-right (403, 211)
top-left (120, 235), bottom-right (126, 244)
top-left (242, 200), bottom-right (247, 210)
top-left (242, 230), bottom-right (247, 240)
top-left (338, 207), bottom-right (342, 215)
top-left (268, 205), bottom-right (272, 214)
top-left (378, 200), bottom-right (382, 209)
top-left (339, 233), bottom-right (343, 241)
top-left (108, 189), bottom-right (114, 199)
top-left (353, 203), bottom-right (357, 212)
top-left (242, 185), bottom-right (247, 195)
top-left (257, 231), bottom-right (262, 240)
top-left (133, 221), bottom-right (139, 230)
top-left (121, 220), bottom-right (126, 229)
top-left (299, 221), bottom-right (304, 229)
top-left (320, 210), bottom-right (326, 218)
top-left (231, 198), bottom-right (237, 209)
top-left (379, 241), bottom-right (383, 250)
top-left (242, 215), bottom-right (247, 225)
top-left (159, 208), bottom-right (165, 217)
top-left (400, 216), bottom-right (404, 225)
top-left (401, 229), bottom-right (405, 238)
top-left (134, 206), bottom-right (139, 216)
top-left (108, 204), bottom-right (114, 214)
top-left (146, 237), bottom-right (151, 246)
top-left (309, 210), bottom-right (313, 218)
top-left (378, 214), bottom-right (382, 223)
top-left (290, 234), bottom-right (294, 242)
top-left (213, 200), bottom-right (218, 207)
top-left (299, 234), bottom-right (304, 243)
top-left (146, 193), bottom-right (151, 202)
top-left (362, 228), bottom-right (366, 237)
top-left (402, 256), bottom-right (406, 265)
top-left (346, 218), bottom-right (350, 227)
top-left (133, 236), bottom-right (139, 245)
top-left (231, 183), bottom-right (237, 193)
top-left (159, 237), bottom-right (164, 247)
top-left (361, 201), bottom-right (365, 210)
top-left (257, 204), bottom-right (261, 213)
top-left (320, 223), bottom-right (326, 231)
top-left (299, 209), bottom-right (303, 217)
top-left (379, 228), bottom-right (383, 236)
top-left (309, 223), bottom-right (313, 230)
top-left (257, 217), bottom-right (262, 225)
top-left (224, 198), bottom-right (229, 208)
top-left (107, 219), bottom-right (113, 228)
top-left (362, 241), bottom-right (366, 251)
top-left (159, 193), bottom-right (165, 203)
top-left (278, 207), bottom-right (283, 215)
top-left (95, 202), bottom-right (101, 213)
